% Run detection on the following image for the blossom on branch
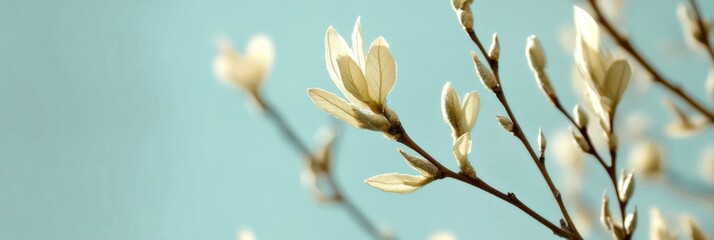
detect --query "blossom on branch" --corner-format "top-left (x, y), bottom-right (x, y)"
top-left (573, 6), bottom-right (632, 132)
top-left (308, 17), bottom-right (399, 133)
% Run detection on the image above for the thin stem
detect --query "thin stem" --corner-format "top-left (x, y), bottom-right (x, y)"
top-left (688, 0), bottom-right (714, 65)
top-left (587, 0), bottom-right (714, 122)
top-left (325, 173), bottom-right (390, 240)
top-left (552, 100), bottom-right (609, 169)
top-left (253, 95), bottom-right (389, 240)
top-left (394, 128), bottom-right (574, 239)
top-left (465, 29), bottom-right (582, 240)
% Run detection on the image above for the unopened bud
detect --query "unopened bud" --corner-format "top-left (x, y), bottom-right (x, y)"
top-left (458, 8), bottom-right (474, 31)
top-left (538, 128), bottom-right (547, 155)
top-left (472, 52), bottom-right (498, 90)
top-left (618, 170), bottom-right (636, 203)
top-left (601, 192), bottom-right (612, 230)
top-left (574, 105), bottom-right (589, 129)
top-left (570, 126), bottom-right (590, 153)
top-left (489, 33), bottom-right (500, 61)
top-left (526, 35), bottom-right (547, 71)
top-left (625, 208), bottom-right (638, 235)
top-left (496, 115), bottom-right (514, 133)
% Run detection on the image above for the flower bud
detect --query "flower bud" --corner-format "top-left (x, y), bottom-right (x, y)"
top-left (570, 126), bottom-right (590, 153)
top-left (496, 115), bottom-right (514, 133)
top-left (526, 35), bottom-right (547, 71)
top-left (489, 33), bottom-right (500, 61)
top-left (538, 128), bottom-right (547, 155)
top-left (573, 105), bottom-right (589, 129)
top-left (472, 52), bottom-right (498, 90)
top-left (600, 192), bottom-right (612, 230)
top-left (618, 170), bottom-right (635, 203)
top-left (625, 208), bottom-right (638, 235)
top-left (459, 8), bottom-right (474, 31)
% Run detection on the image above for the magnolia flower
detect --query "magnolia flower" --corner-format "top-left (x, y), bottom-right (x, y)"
top-left (441, 83), bottom-right (479, 178)
top-left (308, 17), bottom-right (398, 133)
top-left (214, 35), bottom-right (274, 101)
top-left (365, 149), bottom-right (437, 194)
top-left (573, 6), bottom-right (632, 131)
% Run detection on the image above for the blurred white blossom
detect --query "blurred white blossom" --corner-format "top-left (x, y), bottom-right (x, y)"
top-left (650, 208), bottom-right (675, 240)
top-left (628, 140), bottom-right (664, 179)
top-left (237, 228), bottom-right (256, 240)
top-left (430, 231), bottom-right (456, 240)
top-left (214, 35), bottom-right (274, 100)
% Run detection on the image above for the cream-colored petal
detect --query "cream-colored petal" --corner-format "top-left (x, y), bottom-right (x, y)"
top-left (365, 173), bottom-right (429, 194)
top-left (453, 133), bottom-right (476, 178)
top-left (441, 82), bottom-right (462, 140)
top-left (246, 35), bottom-right (274, 79)
top-left (604, 59), bottom-right (631, 107)
top-left (460, 91), bottom-right (480, 134)
top-left (307, 88), bottom-right (364, 129)
top-left (337, 55), bottom-right (372, 105)
top-left (365, 37), bottom-right (397, 106)
top-left (573, 6), bottom-right (601, 51)
top-left (325, 27), bottom-right (366, 108)
top-left (214, 40), bottom-right (264, 94)
top-left (399, 149), bottom-right (438, 177)
top-left (351, 16), bottom-right (366, 70)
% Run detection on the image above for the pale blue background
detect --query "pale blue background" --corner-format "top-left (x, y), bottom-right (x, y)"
top-left (1, 0), bottom-right (713, 239)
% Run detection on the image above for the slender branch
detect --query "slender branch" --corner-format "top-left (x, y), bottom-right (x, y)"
top-left (551, 101), bottom-right (609, 169)
top-left (394, 127), bottom-right (574, 239)
top-left (325, 172), bottom-right (389, 240)
top-left (465, 29), bottom-right (582, 240)
top-left (587, 0), bottom-right (714, 122)
top-left (688, 0), bottom-right (714, 65)
top-left (604, 131), bottom-right (632, 240)
top-left (253, 95), bottom-right (390, 240)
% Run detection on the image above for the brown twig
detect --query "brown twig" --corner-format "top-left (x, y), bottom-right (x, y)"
top-left (391, 124), bottom-right (575, 239)
top-left (465, 29), bottom-right (583, 240)
top-left (254, 96), bottom-right (391, 240)
top-left (587, 0), bottom-right (714, 122)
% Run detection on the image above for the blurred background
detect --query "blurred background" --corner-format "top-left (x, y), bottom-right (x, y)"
top-left (1, 0), bottom-right (713, 239)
